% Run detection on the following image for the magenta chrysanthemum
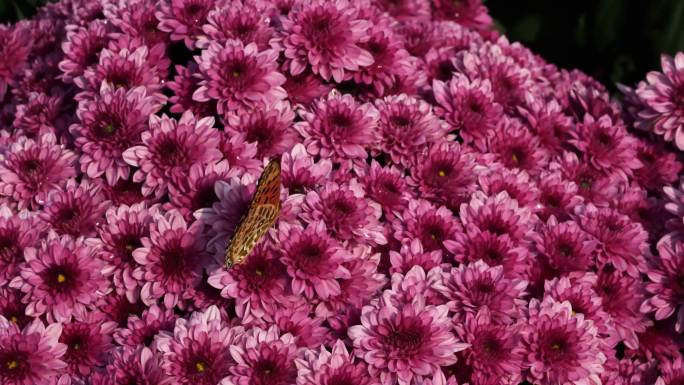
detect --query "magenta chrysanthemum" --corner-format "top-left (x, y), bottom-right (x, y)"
top-left (296, 340), bottom-right (378, 385)
top-left (113, 304), bottom-right (176, 349)
top-left (348, 293), bottom-right (468, 385)
top-left (394, 198), bottom-right (462, 256)
top-left (59, 312), bottom-right (116, 376)
top-left (39, 179), bottom-right (109, 238)
top-left (224, 100), bottom-right (297, 159)
top-left (642, 236), bottom-right (684, 332)
top-left (193, 40), bottom-right (286, 115)
top-left (0, 205), bottom-right (43, 287)
top-left (9, 233), bottom-right (108, 323)
top-left (123, 111), bottom-right (222, 197)
top-left (199, 3), bottom-right (274, 50)
top-left (156, 0), bottom-right (214, 49)
top-left (0, 133), bottom-right (77, 209)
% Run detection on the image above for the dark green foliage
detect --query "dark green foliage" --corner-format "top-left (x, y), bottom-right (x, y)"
top-left (487, 0), bottom-right (684, 91)
top-left (0, 0), bottom-right (48, 23)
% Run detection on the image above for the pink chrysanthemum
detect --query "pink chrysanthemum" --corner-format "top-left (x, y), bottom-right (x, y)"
top-left (104, 345), bottom-right (171, 385)
top-left (487, 117), bottom-right (549, 176)
top-left (271, 301), bottom-right (330, 348)
top-left (394, 198), bottom-right (463, 256)
top-left (300, 180), bottom-right (386, 245)
top-left (225, 100), bottom-right (297, 159)
top-left (13, 92), bottom-right (64, 139)
top-left (0, 24), bottom-right (30, 99)
top-left (132, 209), bottom-right (208, 308)
top-left (531, 217), bottom-right (598, 275)
top-left (0, 317), bottom-right (67, 385)
top-left (570, 114), bottom-right (642, 176)
top-left (632, 139), bottom-right (682, 191)
top-left (199, 3), bottom-right (274, 50)
top-left (657, 356), bottom-right (684, 385)
top-left (578, 205), bottom-right (648, 278)
top-left (106, 0), bottom-right (168, 46)
top-left (70, 86), bottom-right (164, 185)
top-left (635, 52), bottom-right (684, 149)
top-left (156, 0), bottom-right (214, 49)
top-left (478, 167), bottom-right (540, 209)
top-left (281, 70), bottom-right (333, 107)
top-left (0, 133), bottom-right (77, 209)
top-left (296, 339), bottom-right (379, 385)
top-left (522, 299), bottom-right (605, 385)
top-left (432, 0), bottom-right (492, 31)
top-left (167, 160), bottom-right (238, 220)
top-left (224, 325), bottom-right (298, 385)
top-left (277, 221), bottom-right (351, 300)
top-left (535, 171), bottom-right (584, 221)
top-left (389, 238), bottom-right (442, 275)
top-left (518, 98), bottom-right (573, 156)
top-left (551, 151), bottom-right (622, 207)
top-left (96, 202), bottom-right (160, 302)
top-left (353, 25), bottom-right (412, 95)
top-left (374, 94), bottom-right (445, 166)
top-left (218, 132), bottom-right (262, 177)
top-left (114, 304), bottom-right (177, 349)
top-left (281, 143), bottom-right (333, 195)
top-left (276, 0), bottom-right (373, 82)
top-left (460, 191), bottom-right (535, 242)
top-left (0, 204), bottom-right (44, 286)
top-left (208, 243), bottom-right (290, 323)
top-left (157, 305), bottom-right (239, 385)
top-left (39, 179), bottom-right (109, 237)
top-left (58, 20), bottom-right (108, 82)
top-left (453, 308), bottom-right (524, 385)
top-left (9, 232), bottom-right (108, 323)
top-left (442, 260), bottom-right (527, 324)
top-left (360, 161), bottom-right (410, 214)
top-left (295, 92), bottom-right (378, 160)
top-left (433, 73), bottom-right (503, 145)
top-left (59, 312), bottom-right (116, 376)
top-left (594, 268), bottom-right (648, 349)
top-left (410, 140), bottom-right (479, 211)
top-left (348, 292), bottom-right (468, 385)
top-left (193, 40), bottom-right (287, 115)
top-left (123, 111), bottom-right (222, 197)
top-left (167, 62), bottom-right (217, 117)
top-left (642, 236), bottom-right (684, 332)
top-left (0, 287), bottom-right (30, 330)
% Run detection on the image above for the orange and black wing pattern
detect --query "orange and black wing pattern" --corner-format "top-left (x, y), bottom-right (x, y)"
top-left (225, 158), bottom-right (282, 267)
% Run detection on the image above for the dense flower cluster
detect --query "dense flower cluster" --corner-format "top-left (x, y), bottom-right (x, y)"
top-left (0, 0), bottom-right (682, 384)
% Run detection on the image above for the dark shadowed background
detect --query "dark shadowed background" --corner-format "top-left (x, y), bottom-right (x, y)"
top-left (2, 0), bottom-right (684, 91)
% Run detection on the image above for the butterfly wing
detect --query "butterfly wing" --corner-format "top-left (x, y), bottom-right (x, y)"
top-left (225, 158), bottom-right (282, 267)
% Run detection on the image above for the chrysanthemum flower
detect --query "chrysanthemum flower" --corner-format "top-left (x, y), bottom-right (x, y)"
top-left (39, 178), bottom-right (109, 237)
top-left (281, 143), bottom-right (332, 195)
top-left (193, 40), bottom-right (286, 115)
top-left (642, 236), bottom-right (684, 332)
top-left (535, 171), bottom-right (584, 221)
top-left (276, 0), bottom-right (373, 82)
top-left (518, 98), bottom-right (573, 156)
top-left (105, 0), bottom-right (168, 46)
top-left (157, 305), bottom-right (240, 385)
top-left (522, 299), bottom-right (605, 385)
top-left (657, 356), bottom-right (684, 385)
top-left (442, 260), bottom-right (527, 324)
top-left (531, 217), bottom-right (598, 274)
top-left (432, 0), bottom-right (492, 31)
top-left (0, 133), bottom-right (77, 209)
top-left (0, 317), bottom-right (67, 385)
top-left (59, 312), bottom-right (116, 376)
top-left (167, 62), bottom-right (216, 117)
top-left (99, 207), bottom-right (152, 267)
top-left (296, 339), bottom-right (379, 385)
top-left (348, 293), bottom-right (468, 385)
top-left (487, 117), bottom-right (549, 176)
top-left (551, 151), bottom-right (621, 207)
top-left (224, 325), bottom-right (298, 385)
top-left (460, 191), bottom-right (535, 242)
top-left (453, 308), bottom-right (524, 385)
top-left (218, 131), bottom-right (262, 177)
top-left (478, 167), bottom-right (540, 209)
top-left (0, 287), bottom-right (30, 330)
top-left (389, 238), bottom-right (442, 275)
top-left (0, 204), bottom-right (44, 286)
top-left (225, 100), bottom-right (297, 159)
top-left (123, 111), bottom-right (222, 197)
top-left (10, 232), bottom-right (108, 323)
top-left (281, 70), bottom-right (333, 107)
top-left (445, 227), bottom-right (531, 277)
top-left (632, 138), bottom-right (682, 191)
top-left (635, 52), bottom-right (684, 149)
top-left (394, 199), bottom-right (462, 256)
top-left (300, 180), bottom-right (386, 245)
top-left (104, 345), bottom-right (171, 385)
top-left (594, 268), bottom-right (648, 349)
top-left (114, 304), bottom-right (177, 349)
top-left (58, 20), bottom-right (108, 83)
top-left (13, 92), bottom-right (64, 138)
top-left (156, 0), bottom-right (214, 49)
top-left (97, 291), bottom-right (146, 327)
top-left (433, 73), bottom-right (503, 145)
top-left (295, 92), bottom-right (378, 161)
top-left (570, 114), bottom-right (642, 176)
top-left (277, 221), bottom-right (351, 300)
top-left (374, 94), bottom-right (445, 166)
top-left (199, 3), bottom-right (274, 50)
top-left (578, 205), bottom-right (648, 278)
top-left (70, 86), bottom-right (164, 185)
top-left (208, 243), bottom-right (290, 323)
top-left (353, 26), bottom-right (411, 95)
top-left (360, 161), bottom-right (410, 215)
top-left (271, 301), bottom-right (329, 348)
top-left (132, 209), bottom-right (208, 308)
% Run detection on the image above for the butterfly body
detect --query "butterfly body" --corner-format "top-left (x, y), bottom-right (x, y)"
top-left (225, 158), bottom-right (282, 267)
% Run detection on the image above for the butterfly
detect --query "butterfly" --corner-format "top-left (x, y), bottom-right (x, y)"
top-left (225, 157), bottom-right (282, 267)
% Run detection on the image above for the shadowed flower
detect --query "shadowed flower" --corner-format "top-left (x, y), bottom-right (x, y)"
top-left (0, 287), bottom-right (30, 330)
top-left (58, 20), bottom-right (108, 82)
top-left (531, 217), bottom-right (598, 275)
top-left (0, 133), bottom-right (77, 210)
top-left (296, 339), bottom-right (379, 385)
top-left (460, 191), bottom-right (535, 243)
top-left (193, 40), bottom-right (287, 115)
top-left (113, 304), bottom-right (177, 349)
top-left (199, 3), bottom-right (274, 50)
top-left (225, 101), bottom-right (297, 159)
top-left (389, 238), bottom-right (442, 275)
top-left (9, 232), bottom-right (108, 323)
top-left (104, 345), bottom-right (171, 385)
top-left (156, 0), bottom-right (214, 49)
top-left (167, 160), bottom-right (238, 220)
top-left (281, 143), bottom-right (332, 195)
top-left (123, 111), bottom-right (222, 197)
top-left (394, 199), bottom-right (462, 256)
top-left (642, 236), bottom-right (684, 332)
top-left (276, 0), bottom-right (373, 82)
top-left (0, 204), bottom-right (44, 286)
top-left (59, 312), bottom-right (116, 376)
top-left (0, 317), bottom-right (67, 385)
top-left (39, 179), bottom-right (109, 237)
top-left (271, 301), bottom-right (330, 348)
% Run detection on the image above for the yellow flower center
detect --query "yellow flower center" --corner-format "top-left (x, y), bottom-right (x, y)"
top-left (195, 361), bottom-right (206, 372)
top-left (551, 343), bottom-right (561, 350)
top-left (6, 360), bottom-right (18, 370)
top-left (57, 274), bottom-right (66, 283)
top-left (9, 315), bottom-right (18, 323)
top-left (511, 153), bottom-right (519, 164)
top-left (255, 269), bottom-right (263, 276)
top-left (438, 170), bottom-right (446, 177)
